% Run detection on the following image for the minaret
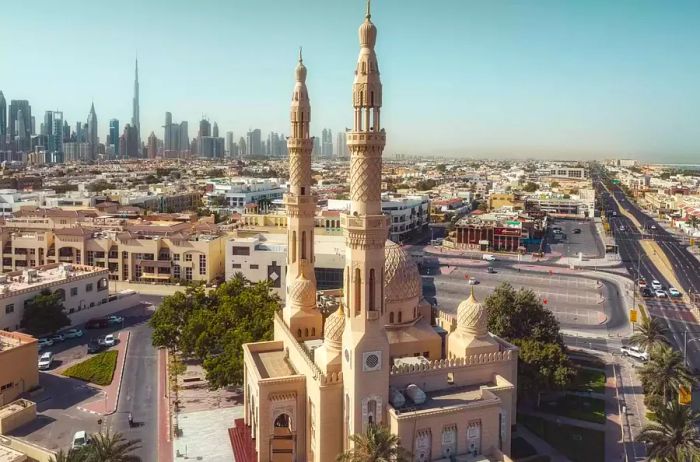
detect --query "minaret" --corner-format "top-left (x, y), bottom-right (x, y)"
top-left (132, 58), bottom-right (140, 147)
top-left (341, 0), bottom-right (390, 442)
top-left (282, 49), bottom-right (323, 339)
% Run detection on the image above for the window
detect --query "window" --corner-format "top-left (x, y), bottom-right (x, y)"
top-left (86, 251), bottom-right (95, 266)
top-left (173, 254), bottom-right (180, 261)
top-left (70, 287), bottom-right (78, 296)
top-left (199, 254), bottom-right (207, 275)
top-left (232, 263), bottom-right (242, 269)
top-left (185, 267), bottom-right (193, 281)
top-left (250, 264), bottom-right (259, 270)
top-left (135, 265), bottom-right (142, 278)
top-left (173, 265), bottom-right (181, 279)
top-left (369, 269), bottom-right (376, 311)
top-left (185, 254), bottom-right (192, 262)
top-left (86, 283), bottom-right (93, 292)
top-left (354, 268), bottom-right (361, 315)
top-left (231, 246), bottom-right (250, 256)
top-left (5, 304), bottom-right (14, 314)
top-left (0, 383), bottom-right (12, 391)
top-left (389, 312), bottom-right (394, 323)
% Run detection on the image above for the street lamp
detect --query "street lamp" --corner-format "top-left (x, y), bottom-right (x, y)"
top-left (683, 331), bottom-right (700, 369)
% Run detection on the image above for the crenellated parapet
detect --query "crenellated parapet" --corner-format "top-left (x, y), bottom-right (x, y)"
top-left (390, 349), bottom-right (514, 376)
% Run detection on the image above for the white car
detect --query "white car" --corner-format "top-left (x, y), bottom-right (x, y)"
top-left (38, 338), bottom-right (54, 349)
top-left (621, 345), bottom-right (649, 361)
top-left (71, 431), bottom-right (89, 449)
top-left (482, 254), bottom-right (496, 262)
top-left (38, 352), bottom-right (54, 370)
top-left (468, 277), bottom-right (478, 285)
top-left (668, 287), bottom-right (682, 298)
top-left (107, 315), bottom-right (124, 325)
top-left (655, 289), bottom-right (667, 298)
top-left (651, 280), bottom-right (663, 290)
top-left (63, 328), bottom-right (84, 339)
top-left (103, 334), bottom-right (116, 347)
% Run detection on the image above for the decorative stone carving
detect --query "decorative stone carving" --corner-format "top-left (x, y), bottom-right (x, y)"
top-left (384, 241), bottom-right (421, 303)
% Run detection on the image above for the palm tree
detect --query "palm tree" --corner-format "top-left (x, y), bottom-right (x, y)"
top-left (639, 344), bottom-right (697, 403)
top-left (87, 431), bottom-right (141, 462)
top-left (337, 425), bottom-right (409, 462)
top-left (50, 448), bottom-right (90, 462)
top-left (637, 400), bottom-right (700, 462)
top-left (629, 317), bottom-right (669, 354)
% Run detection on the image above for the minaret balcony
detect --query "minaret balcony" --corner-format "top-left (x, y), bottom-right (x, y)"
top-left (341, 213), bottom-right (388, 231)
top-left (284, 194), bottom-right (315, 206)
top-left (287, 138), bottom-right (313, 149)
top-left (346, 131), bottom-right (386, 147)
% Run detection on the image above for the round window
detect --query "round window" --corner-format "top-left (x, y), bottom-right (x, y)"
top-left (344, 349), bottom-right (350, 362)
top-left (365, 354), bottom-right (379, 369)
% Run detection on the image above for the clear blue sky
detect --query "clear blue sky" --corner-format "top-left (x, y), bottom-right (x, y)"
top-left (2, 0), bottom-right (699, 161)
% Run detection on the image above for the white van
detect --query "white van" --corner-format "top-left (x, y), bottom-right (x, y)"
top-left (482, 254), bottom-right (496, 262)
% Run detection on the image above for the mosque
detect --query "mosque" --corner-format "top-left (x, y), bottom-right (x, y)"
top-left (234, 4), bottom-right (518, 461)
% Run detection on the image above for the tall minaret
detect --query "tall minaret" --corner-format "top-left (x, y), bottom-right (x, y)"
top-left (132, 58), bottom-right (140, 147)
top-left (282, 49), bottom-right (323, 339)
top-left (341, 0), bottom-right (390, 443)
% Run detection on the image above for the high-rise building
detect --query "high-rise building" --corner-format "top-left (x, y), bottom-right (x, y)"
top-left (212, 122), bottom-right (219, 138)
top-left (225, 131), bottom-right (234, 157)
top-left (0, 91), bottom-right (6, 144)
top-left (9, 100), bottom-right (32, 151)
top-left (178, 121), bottom-right (189, 157)
top-left (147, 132), bottom-right (158, 159)
top-left (122, 123), bottom-right (139, 158)
top-left (87, 103), bottom-right (98, 159)
top-left (336, 130), bottom-right (348, 157)
top-left (238, 137), bottom-right (246, 157)
top-left (199, 118), bottom-right (211, 137)
top-left (321, 128), bottom-right (333, 157)
top-left (312, 135), bottom-right (321, 156)
top-left (109, 119), bottom-right (120, 158)
top-left (164, 111), bottom-right (179, 156)
top-left (132, 58), bottom-right (140, 147)
top-left (44, 111), bottom-right (64, 160)
top-left (196, 119), bottom-right (223, 158)
top-left (246, 128), bottom-right (262, 156)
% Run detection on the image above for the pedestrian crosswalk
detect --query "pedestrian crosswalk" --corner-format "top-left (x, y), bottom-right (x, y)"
top-left (645, 299), bottom-right (699, 323)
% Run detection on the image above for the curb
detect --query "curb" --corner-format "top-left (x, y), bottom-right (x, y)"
top-left (105, 330), bottom-right (131, 416)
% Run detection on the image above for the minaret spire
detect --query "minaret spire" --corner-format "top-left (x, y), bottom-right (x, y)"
top-left (366, 0), bottom-right (371, 18)
top-left (283, 50), bottom-right (323, 339)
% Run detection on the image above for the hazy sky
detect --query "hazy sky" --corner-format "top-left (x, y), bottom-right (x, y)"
top-left (2, 0), bottom-right (699, 162)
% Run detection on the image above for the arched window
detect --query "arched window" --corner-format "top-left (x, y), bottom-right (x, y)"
top-left (297, 329), bottom-right (302, 338)
top-left (354, 268), bottom-right (361, 315)
top-left (305, 328), bottom-right (309, 337)
top-left (389, 312), bottom-right (394, 323)
top-left (369, 269), bottom-right (376, 311)
top-left (274, 414), bottom-right (291, 428)
top-left (301, 231), bottom-right (307, 260)
top-left (291, 231), bottom-right (297, 263)
top-left (311, 327), bottom-right (316, 336)
top-left (398, 311), bottom-right (403, 323)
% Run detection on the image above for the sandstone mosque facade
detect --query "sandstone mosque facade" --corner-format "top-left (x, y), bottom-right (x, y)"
top-left (240, 4), bottom-right (518, 461)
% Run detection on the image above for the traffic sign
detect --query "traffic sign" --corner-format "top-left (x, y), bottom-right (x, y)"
top-left (679, 386), bottom-right (692, 405)
top-left (629, 309), bottom-right (637, 323)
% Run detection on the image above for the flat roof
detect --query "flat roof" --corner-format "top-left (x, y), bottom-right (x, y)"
top-left (0, 444), bottom-right (25, 462)
top-left (252, 349), bottom-right (296, 379)
top-left (0, 332), bottom-right (36, 353)
top-left (0, 264), bottom-right (101, 294)
top-left (396, 384), bottom-right (495, 413)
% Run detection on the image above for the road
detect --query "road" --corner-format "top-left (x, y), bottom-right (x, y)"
top-left (595, 170), bottom-right (700, 378)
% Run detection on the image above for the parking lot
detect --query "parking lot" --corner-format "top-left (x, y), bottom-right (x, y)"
top-left (546, 218), bottom-right (603, 259)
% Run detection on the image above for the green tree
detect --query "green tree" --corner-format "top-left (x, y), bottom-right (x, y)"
top-left (436, 164), bottom-right (447, 173)
top-left (639, 344), bottom-right (697, 404)
top-left (88, 431), bottom-right (141, 461)
top-left (514, 338), bottom-right (575, 401)
top-left (629, 317), bottom-right (669, 354)
top-left (550, 181), bottom-right (560, 188)
top-left (688, 216), bottom-right (700, 230)
top-left (150, 285), bottom-right (209, 352)
top-left (20, 290), bottom-right (70, 336)
top-left (522, 182), bottom-right (539, 193)
top-left (337, 425), bottom-right (409, 462)
top-left (415, 179), bottom-right (437, 191)
top-left (86, 180), bottom-right (115, 193)
top-left (637, 400), bottom-right (700, 462)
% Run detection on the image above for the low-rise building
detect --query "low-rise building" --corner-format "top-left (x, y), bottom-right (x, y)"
top-left (205, 178), bottom-right (285, 211)
top-left (0, 332), bottom-right (38, 406)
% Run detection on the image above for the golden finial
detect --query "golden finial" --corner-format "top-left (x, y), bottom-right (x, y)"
top-left (366, 0), bottom-right (371, 19)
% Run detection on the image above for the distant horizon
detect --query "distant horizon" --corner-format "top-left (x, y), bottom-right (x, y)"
top-left (2, 0), bottom-right (699, 163)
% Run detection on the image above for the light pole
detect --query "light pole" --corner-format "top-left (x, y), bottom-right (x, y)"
top-left (683, 331), bottom-right (700, 369)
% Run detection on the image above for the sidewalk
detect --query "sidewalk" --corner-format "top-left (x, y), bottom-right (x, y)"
top-left (157, 348), bottom-right (173, 462)
top-left (78, 330), bottom-right (130, 416)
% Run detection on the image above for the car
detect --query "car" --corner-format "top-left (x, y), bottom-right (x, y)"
top-left (85, 318), bottom-right (108, 329)
top-left (63, 328), bottom-right (84, 339)
top-left (50, 333), bottom-right (65, 343)
top-left (468, 277), bottom-right (478, 285)
top-left (38, 338), bottom-right (54, 349)
top-left (482, 254), bottom-right (496, 262)
top-left (573, 228), bottom-right (582, 234)
top-left (651, 280), bottom-right (663, 290)
top-left (72, 431), bottom-right (89, 450)
top-left (655, 289), bottom-right (667, 298)
top-left (487, 266), bottom-right (496, 274)
top-left (669, 287), bottom-right (682, 298)
top-left (638, 279), bottom-right (647, 288)
top-left (641, 287), bottom-right (653, 298)
top-left (107, 315), bottom-right (124, 325)
top-left (103, 334), bottom-right (116, 347)
top-left (619, 225), bottom-right (626, 231)
top-left (621, 345), bottom-right (649, 361)
top-left (38, 351), bottom-right (54, 370)
top-left (87, 340), bottom-right (105, 354)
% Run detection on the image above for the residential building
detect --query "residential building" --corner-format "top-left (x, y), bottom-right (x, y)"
top-left (0, 331), bottom-right (38, 406)
top-left (206, 178), bottom-right (285, 211)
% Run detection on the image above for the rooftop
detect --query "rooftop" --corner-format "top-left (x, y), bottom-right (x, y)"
top-left (0, 264), bottom-right (102, 295)
top-left (0, 444), bottom-right (25, 462)
top-left (394, 384), bottom-right (497, 414)
top-left (251, 349), bottom-right (296, 379)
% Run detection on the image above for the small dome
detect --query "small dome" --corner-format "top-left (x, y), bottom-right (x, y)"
top-left (289, 273), bottom-right (315, 306)
top-left (324, 304), bottom-right (345, 345)
top-left (384, 241), bottom-right (421, 303)
top-left (359, 17), bottom-right (377, 49)
top-left (457, 288), bottom-right (488, 338)
top-left (295, 61), bottom-right (307, 83)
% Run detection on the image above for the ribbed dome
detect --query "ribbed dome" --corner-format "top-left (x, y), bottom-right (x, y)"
top-left (323, 304), bottom-right (345, 346)
top-left (457, 288), bottom-right (489, 337)
top-left (384, 241), bottom-right (421, 303)
top-left (288, 273), bottom-right (315, 307)
top-left (295, 61), bottom-right (307, 83)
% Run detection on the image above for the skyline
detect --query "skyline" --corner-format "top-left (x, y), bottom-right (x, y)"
top-left (2, 0), bottom-right (700, 161)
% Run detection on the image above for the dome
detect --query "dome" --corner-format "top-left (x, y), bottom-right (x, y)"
top-left (295, 48), bottom-right (307, 83)
top-left (288, 273), bottom-right (316, 308)
top-left (323, 304), bottom-right (345, 346)
top-left (358, 2), bottom-right (377, 49)
top-left (384, 241), bottom-right (421, 303)
top-left (457, 288), bottom-right (489, 338)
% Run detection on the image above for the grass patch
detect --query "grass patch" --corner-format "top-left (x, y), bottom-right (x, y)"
top-left (519, 414), bottom-right (604, 462)
top-left (540, 394), bottom-right (605, 424)
top-left (570, 368), bottom-right (606, 394)
top-left (63, 350), bottom-right (118, 386)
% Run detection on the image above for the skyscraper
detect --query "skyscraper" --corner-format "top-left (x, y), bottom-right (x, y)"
top-left (0, 91), bottom-right (6, 144)
top-left (109, 119), bottom-right (120, 158)
top-left (238, 137), bottom-right (246, 157)
top-left (321, 128), bottom-right (333, 157)
top-left (87, 103), bottom-right (98, 159)
top-left (336, 130), bottom-right (348, 157)
top-left (122, 123), bottom-right (139, 158)
top-left (164, 111), bottom-right (179, 156)
top-left (44, 111), bottom-right (64, 159)
top-left (178, 121), bottom-right (189, 157)
top-left (132, 58), bottom-right (140, 147)
top-left (246, 128), bottom-right (262, 156)
top-left (9, 100), bottom-right (31, 151)
top-left (147, 132), bottom-right (157, 159)
top-left (225, 131), bottom-right (234, 157)
top-left (212, 122), bottom-right (219, 138)
top-left (199, 119), bottom-right (211, 137)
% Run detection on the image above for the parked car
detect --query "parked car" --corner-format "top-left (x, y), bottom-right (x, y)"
top-left (50, 333), bottom-right (65, 343)
top-left (104, 334), bottom-right (116, 347)
top-left (107, 315), bottom-right (124, 325)
top-left (85, 318), bottom-right (108, 329)
top-left (621, 345), bottom-right (649, 361)
top-left (573, 228), bottom-right (582, 234)
top-left (63, 328), bottom-right (84, 339)
top-left (468, 277), bottom-right (478, 285)
top-left (638, 277), bottom-right (647, 288)
top-left (651, 280), bottom-right (663, 290)
top-left (487, 266), bottom-right (496, 274)
top-left (482, 254), bottom-right (496, 262)
top-left (655, 289), bottom-right (667, 298)
top-left (619, 225), bottom-right (626, 231)
top-left (72, 431), bottom-right (89, 450)
top-left (87, 340), bottom-right (105, 354)
top-left (641, 287), bottom-right (653, 298)
top-left (668, 287), bottom-right (682, 298)
top-left (38, 338), bottom-right (54, 349)
top-left (38, 351), bottom-right (54, 370)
